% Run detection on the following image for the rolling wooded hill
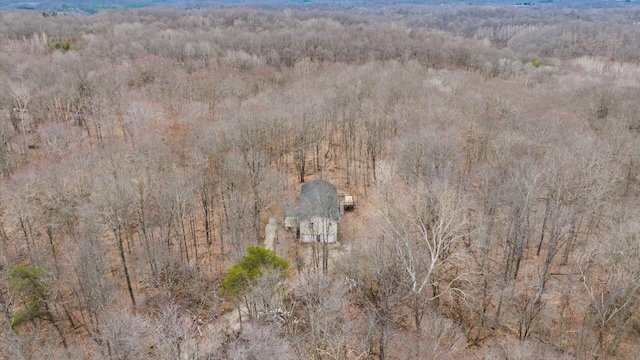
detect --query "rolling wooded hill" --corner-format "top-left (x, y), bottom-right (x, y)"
top-left (1, 3), bottom-right (640, 359)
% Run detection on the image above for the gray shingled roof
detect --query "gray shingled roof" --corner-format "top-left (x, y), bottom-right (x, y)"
top-left (287, 179), bottom-right (340, 222)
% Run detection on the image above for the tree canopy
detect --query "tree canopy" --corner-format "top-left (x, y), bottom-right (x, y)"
top-left (8, 264), bottom-right (50, 329)
top-left (222, 246), bottom-right (289, 297)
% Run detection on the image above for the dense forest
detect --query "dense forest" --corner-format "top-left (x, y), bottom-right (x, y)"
top-left (2, 2), bottom-right (640, 359)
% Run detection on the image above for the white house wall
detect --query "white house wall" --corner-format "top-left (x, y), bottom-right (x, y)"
top-left (299, 216), bottom-right (338, 243)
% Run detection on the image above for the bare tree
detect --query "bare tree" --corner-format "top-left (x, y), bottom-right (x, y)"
top-left (97, 308), bottom-right (156, 360)
top-left (221, 322), bottom-right (295, 360)
top-left (374, 179), bottom-right (469, 332)
top-left (233, 114), bottom-right (279, 243)
top-left (7, 81), bottom-right (31, 155)
top-left (0, 111), bottom-right (14, 177)
top-left (340, 234), bottom-right (405, 360)
top-left (387, 310), bottom-right (466, 360)
top-left (91, 152), bottom-right (137, 307)
top-left (578, 220), bottom-right (640, 358)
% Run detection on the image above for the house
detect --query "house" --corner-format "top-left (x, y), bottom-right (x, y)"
top-left (285, 179), bottom-right (340, 243)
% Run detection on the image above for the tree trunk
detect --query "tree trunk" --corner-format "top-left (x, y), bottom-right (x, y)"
top-left (115, 226), bottom-right (136, 307)
top-left (537, 197), bottom-right (551, 256)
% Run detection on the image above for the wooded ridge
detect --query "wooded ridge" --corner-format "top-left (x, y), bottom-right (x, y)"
top-left (1, 3), bottom-right (640, 359)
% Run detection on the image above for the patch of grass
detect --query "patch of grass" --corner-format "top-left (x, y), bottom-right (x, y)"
top-left (49, 41), bottom-right (72, 51)
top-left (526, 58), bottom-right (552, 68)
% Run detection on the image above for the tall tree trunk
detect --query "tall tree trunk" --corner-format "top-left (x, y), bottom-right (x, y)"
top-left (114, 226), bottom-right (136, 307)
top-left (537, 197), bottom-right (551, 256)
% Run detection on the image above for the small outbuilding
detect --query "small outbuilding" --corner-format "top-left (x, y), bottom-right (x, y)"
top-left (285, 179), bottom-right (340, 243)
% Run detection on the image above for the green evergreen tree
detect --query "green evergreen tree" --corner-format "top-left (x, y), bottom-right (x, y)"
top-left (8, 264), bottom-right (50, 329)
top-left (222, 246), bottom-right (289, 297)
top-left (221, 247), bottom-right (289, 326)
